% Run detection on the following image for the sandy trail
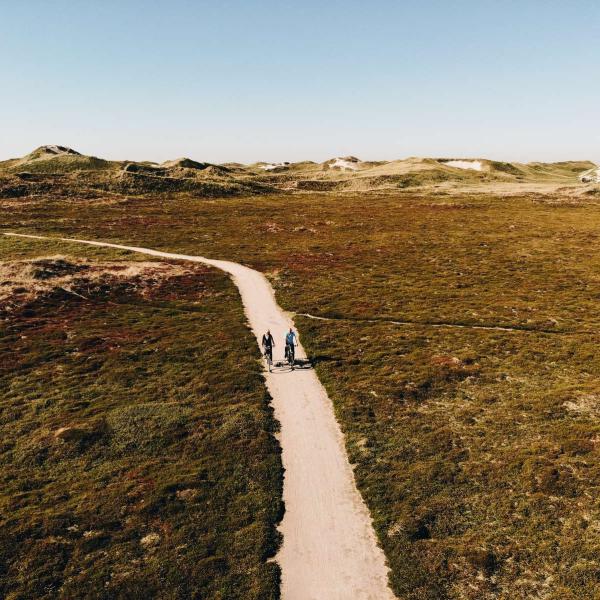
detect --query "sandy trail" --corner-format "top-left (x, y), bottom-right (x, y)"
top-left (4, 233), bottom-right (394, 600)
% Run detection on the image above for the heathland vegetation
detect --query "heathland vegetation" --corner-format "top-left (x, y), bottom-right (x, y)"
top-left (0, 237), bottom-right (282, 599)
top-left (2, 146), bottom-right (600, 598)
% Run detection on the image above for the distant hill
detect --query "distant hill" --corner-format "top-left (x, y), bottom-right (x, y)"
top-left (0, 145), bottom-right (118, 174)
top-left (0, 146), bottom-right (596, 197)
top-left (253, 156), bottom-right (599, 191)
top-left (0, 146), bottom-right (274, 197)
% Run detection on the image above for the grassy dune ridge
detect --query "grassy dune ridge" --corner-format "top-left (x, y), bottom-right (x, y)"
top-left (0, 239), bottom-right (282, 599)
top-left (1, 146), bottom-right (595, 199)
top-left (3, 185), bottom-right (600, 598)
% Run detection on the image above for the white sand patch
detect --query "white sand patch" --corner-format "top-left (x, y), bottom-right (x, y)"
top-left (261, 162), bottom-right (289, 171)
top-left (36, 145), bottom-right (80, 157)
top-left (580, 167), bottom-right (600, 183)
top-left (46, 145), bottom-right (67, 155)
top-left (329, 157), bottom-right (359, 171)
top-left (442, 160), bottom-right (483, 171)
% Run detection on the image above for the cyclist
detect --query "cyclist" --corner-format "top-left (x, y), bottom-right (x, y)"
top-left (284, 328), bottom-right (297, 365)
top-left (262, 330), bottom-right (275, 365)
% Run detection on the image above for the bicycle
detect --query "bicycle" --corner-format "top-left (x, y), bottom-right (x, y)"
top-left (264, 346), bottom-right (273, 372)
top-left (285, 342), bottom-right (295, 370)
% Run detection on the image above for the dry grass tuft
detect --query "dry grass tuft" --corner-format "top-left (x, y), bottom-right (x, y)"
top-left (0, 256), bottom-right (192, 305)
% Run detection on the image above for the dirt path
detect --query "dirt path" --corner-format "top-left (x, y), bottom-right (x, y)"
top-left (4, 233), bottom-right (395, 600)
top-left (297, 312), bottom-right (572, 334)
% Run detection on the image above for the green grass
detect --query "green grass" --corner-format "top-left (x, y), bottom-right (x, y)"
top-left (4, 184), bottom-right (600, 597)
top-left (0, 244), bottom-right (282, 599)
top-left (298, 316), bottom-right (600, 599)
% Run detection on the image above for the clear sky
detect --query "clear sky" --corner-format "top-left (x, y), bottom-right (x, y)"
top-left (1, 1), bottom-right (598, 164)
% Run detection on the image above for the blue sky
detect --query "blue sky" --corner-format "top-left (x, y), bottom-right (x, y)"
top-left (1, 1), bottom-right (598, 163)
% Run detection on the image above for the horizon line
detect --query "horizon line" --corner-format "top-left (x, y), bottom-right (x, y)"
top-left (1, 145), bottom-right (598, 167)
